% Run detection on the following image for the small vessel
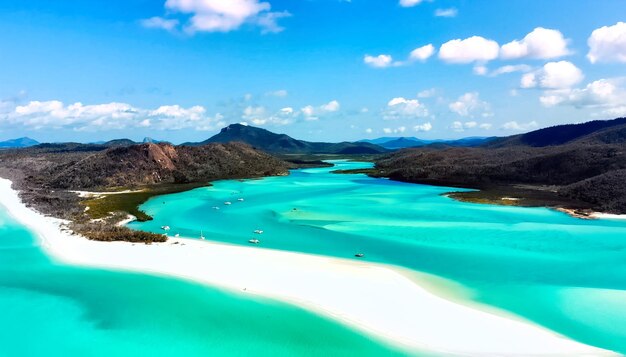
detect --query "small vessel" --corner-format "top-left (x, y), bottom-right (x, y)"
top-left (224, 201), bottom-right (232, 205)
top-left (253, 229), bottom-right (264, 234)
top-left (354, 253), bottom-right (364, 258)
top-left (237, 198), bottom-right (244, 202)
top-left (161, 225), bottom-right (170, 231)
top-left (200, 230), bottom-right (205, 240)
top-left (248, 238), bottom-right (260, 244)
top-left (174, 233), bottom-right (180, 238)
top-left (212, 206), bottom-right (220, 210)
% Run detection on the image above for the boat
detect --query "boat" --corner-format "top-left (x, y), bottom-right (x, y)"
top-left (174, 234), bottom-right (180, 238)
top-left (248, 238), bottom-right (260, 244)
top-left (200, 230), bottom-right (205, 240)
top-left (354, 253), bottom-right (364, 258)
top-left (253, 229), bottom-right (263, 234)
top-left (224, 201), bottom-right (232, 205)
top-left (237, 198), bottom-right (244, 202)
top-left (161, 225), bottom-right (170, 231)
top-left (212, 206), bottom-right (220, 210)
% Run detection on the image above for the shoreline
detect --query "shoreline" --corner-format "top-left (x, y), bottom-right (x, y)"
top-left (0, 177), bottom-right (617, 356)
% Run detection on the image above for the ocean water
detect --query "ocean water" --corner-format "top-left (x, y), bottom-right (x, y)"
top-left (129, 160), bottom-right (626, 354)
top-left (0, 205), bottom-right (406, 356)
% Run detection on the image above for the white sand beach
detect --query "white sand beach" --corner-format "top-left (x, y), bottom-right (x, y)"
top-left (0, 178), bottom-right (615, 356)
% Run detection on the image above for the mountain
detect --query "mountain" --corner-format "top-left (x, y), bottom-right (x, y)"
top-left (103, 139), bottom-right (137, 147)
top-left (185, 124), bottom-right (387, 154)
top-left (369, 117), bottom-right (626, 214)
top-left (487, 117), bottom-right (626, 148)
top-left (361, 136), bottom-right (496, 149)
top-left (45, 142), bottom-right (288, 189)
top-left (0, 137), bottom-right (39, 148)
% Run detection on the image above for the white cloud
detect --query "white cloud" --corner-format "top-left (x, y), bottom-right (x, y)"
top-left (141, 16), bottom-right (180, 31)
top-left (587, 22), bottom-right (626, 63)
top-left (383, 126), bottom-right (407, 134)
top-left (409, 44), bottom-right (435, 61)
top-left (4, 100), bottom-right (221, 131)
top-left (384, 97), bottom-right (429, 120)
top-left (489, 64), bottom-right (532, 77)
top-left (417, 88), bottom-right (436, 98)
top-left (266, 89), bottom-right (288, 97)
top-left (473, 65), bottom-right (488, 76)
top-left (450, 120), bottom-right (490, 132)
top-left (300, 100), bottom-right (341, 121)
top-left (502, 121), bottom-right (539, 131)
top-left (365, 128), bottom-right (373, 134)
top-left (399, 0), bottom-right (425, 8)
top-left (539, 78), bottom-right (626, 116)
top-left (439, 36), bottom-right (500, 63)
top-left (320, 100), bottom-right (340, 112)
top-left (500, 28), bottom-right (570, 60)
top-left (414, 122), bottom-right (432, 132)
top-left (150, 0), bottom-right (290, 34)
top-left (364, 54), bottom-right (394, 68)
top-left (242, 105), bottom-right (296, 126)
top-left (449, 92), bottom-right (492, 117)
top-left (520, 61), bottom-right (584, 89)
top-left (434, 8), bottom-right (457, 18)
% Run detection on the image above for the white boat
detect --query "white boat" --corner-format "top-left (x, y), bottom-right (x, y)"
top-left (212, 206), bottom-right (220, 210)
top-left (237, 198), bottom-right (244, 202)
top-left (200, 230), bottom-right (205, 240)
top-left (161, 225), bottom-right (170, 231)
top-left (248, 238), bottom-right (260, 244)
top-left (355, 253), bottom-right (364, 258)
top-left (174, 234), bottom-right (180, 238)
top-left (224, 201), bottom-right (232, 205)
top-left (253, 229), bottom-right (264, 234)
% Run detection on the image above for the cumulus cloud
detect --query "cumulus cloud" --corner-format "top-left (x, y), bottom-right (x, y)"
top-left (500, 28), bottom-right (570, 60)
top-left (539, 78), bottom-right (626, 116)
top-left (413, 122), bottom-right (432, 132)
top-left (520, 61), bottom-right (584, 89)
top-left (502, 121), bottom-right (539, 131)
top-left (242, 105), bottom-right (295, 126)
top-left (417, 88), bottom-right (436, 98)
top-left (475, 64), bottom-right (532, 77)
top-left (3, 100), bottom-right (222, 131)
top-left (383, 126), bottom-right (407, 134)
top-left (365, 45), bottom-right (434, 68)
top-left (587, 22), bottom-right (626, 63)
top-left (409, 44), bottom-right (435, 61)
top-left (451, 120), bottom-right (491, 132)
top-left (384, 97), bottom-right (429, 120)
top-left (140, 16), bottom-right (180, 31)
top-left (364, 54), bottom-right (395, 68)
top-left (320, 100), bottom-right (340, 112)
top-left (439, 36), bottom-right (500, 63)
top-left (449, 92), bottom-right (492, 117)
top-left (434, 8), bottom-right (458, 18)
top-left (399, 0), bottom-right (425, 8)
top-left (145, 0), bottom-right (290, 34)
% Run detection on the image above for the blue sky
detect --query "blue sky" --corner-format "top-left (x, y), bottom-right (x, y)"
top-left (0, 0), bottom-right (625, 143)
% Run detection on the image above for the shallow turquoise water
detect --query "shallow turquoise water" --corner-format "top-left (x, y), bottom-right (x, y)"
top-left (130, 160), bottom-right (626, 354)
top-left (0, 204), bottom-right (407, 356)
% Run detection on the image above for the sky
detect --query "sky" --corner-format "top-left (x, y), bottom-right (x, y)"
top-left (0, 0), bottom-right (625, 143)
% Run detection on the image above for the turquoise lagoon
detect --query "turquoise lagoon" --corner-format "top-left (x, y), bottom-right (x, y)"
top-left (0, 203), bottom-right (406, 355)
top-left (128, 160), bottom-right (626, 354)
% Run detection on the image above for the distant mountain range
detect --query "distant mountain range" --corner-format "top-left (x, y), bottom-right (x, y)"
top-left (360, 136), bottom-right (496, 149)
top-left (184, 124), bottom-right (388, 154)
top-left (373, 117), bottom-right (626, 214)
top-left (0, 137), bottom-right (39, 148)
